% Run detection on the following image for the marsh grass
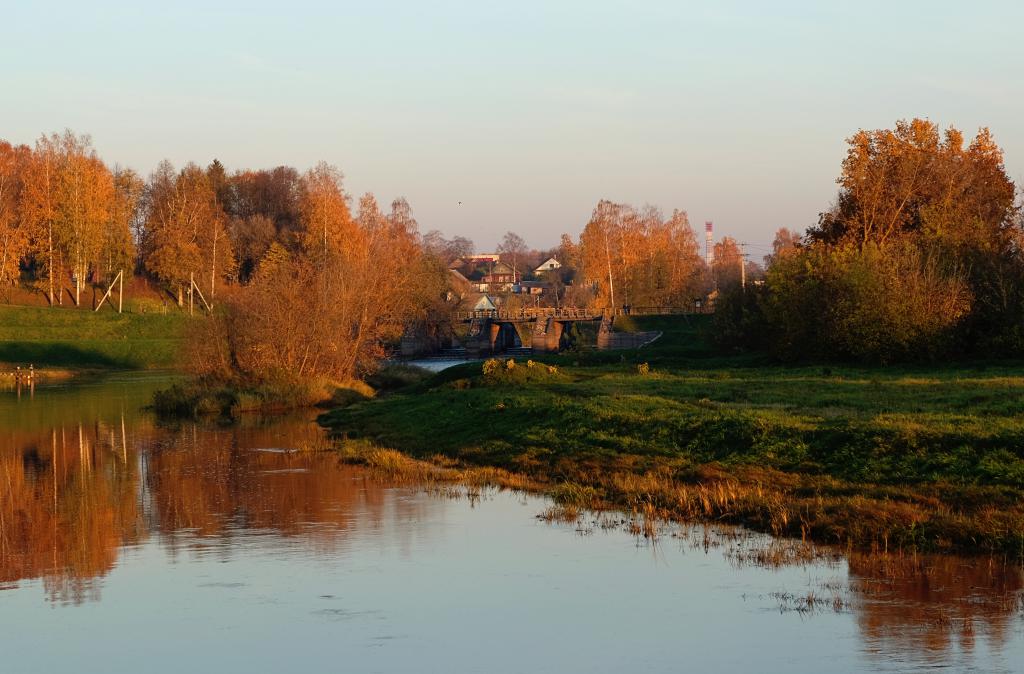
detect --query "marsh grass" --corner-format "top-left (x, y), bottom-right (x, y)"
top-left (153, 377), bottom-right (339, 417)
top-left (538, 504), bottom-right (582, 523)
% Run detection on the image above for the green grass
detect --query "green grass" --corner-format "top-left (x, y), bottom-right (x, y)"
top-left (0, 304), bottom-right (187, 369)
top-left (321, 315), bottom-right (1024, 556)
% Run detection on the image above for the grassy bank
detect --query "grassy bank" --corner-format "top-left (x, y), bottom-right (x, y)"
top-left (151, 377), bottom-right (349, 417)
top-left (148, 366), bottom-right (438, 418)
top-left (321, 316), bottom-right (1024, 557)
top-left (0, 304), bottom-right (187, 370)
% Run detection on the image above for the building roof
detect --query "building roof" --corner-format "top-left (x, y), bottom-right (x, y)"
top-left (490, 261), bottom-right (515, 275)
top-left (535, 257), bottom-right (562, 272)
top-left (472, 295), bottom-right (497, 311)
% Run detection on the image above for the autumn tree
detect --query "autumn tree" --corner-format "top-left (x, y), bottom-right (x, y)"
top-left (230, 214), bottom-right (276, 281)
top-left (765, 227), bottom-right (802, 267)
top-left (422, 229), bottom-right (474, 261)
top-left (497, 231), bottom-right (528, 281)
top-left (0, 141), bottom-right (29, 289)
top-left (809, 119), bottom-right (1016, 251)
top-left (225, 166), bottom-right (302, 241)
top-left (194, 191), bottom-right (428, 383)
top-left (17, 132), bottom-right (117, 305)
top-left (578, 200), bottom-right (623, 307)
top-left (142, 161), bottom-right (234, 304)
top-left (103, 167), bottom-right (143, 281)
top-left (298, 162), bottom-right (355, 259)
top-left (577, 200), bottom-right (703, 309)
top-left (21, 135), bottom-right (61, 303)
top-left (718, 119), bottom-right (1020, 361)
top-left (58, 133), bottom-right (115, 305)
top-left (205, 159), bottom-right (231, 207)
top-left (712, 236), bottom-right (743, 289)
top-left (633, 208), bottom-right (703, 305)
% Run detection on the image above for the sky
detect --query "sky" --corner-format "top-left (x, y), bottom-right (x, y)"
top-left (3, 0), bottom-right (1023, 257)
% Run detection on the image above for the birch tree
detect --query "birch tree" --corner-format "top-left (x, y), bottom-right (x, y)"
top-left (298, 162), bottom-right (355, 259)
top-left (0, 141), bottom-right (29, 289)
top-left (142, 162), bottom-right (231, 305)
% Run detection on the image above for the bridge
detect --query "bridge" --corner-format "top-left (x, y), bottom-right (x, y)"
top-left (430, 306), bottom-right (702, 356)
top-left (452, 306), bottom-right (696, 322)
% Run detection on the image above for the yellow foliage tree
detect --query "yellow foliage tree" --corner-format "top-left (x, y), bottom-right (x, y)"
top-left (0, 141), bottom-right (30, 288)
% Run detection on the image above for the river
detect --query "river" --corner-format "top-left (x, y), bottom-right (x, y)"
top-left (1, 373), bottom-right (1022, 673)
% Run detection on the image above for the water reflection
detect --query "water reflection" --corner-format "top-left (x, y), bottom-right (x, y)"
top-left (1, 413), bottom-right (442, 604)
top-left (1, 377), bottom-right (1023, 673)
top-left (849, 553), bottom-right (1024, 666)
top-left (0, 422), bottom-right (140, 604)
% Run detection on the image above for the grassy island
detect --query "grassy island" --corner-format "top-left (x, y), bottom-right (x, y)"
top-left (321, 316), bottom-right (1024, 557)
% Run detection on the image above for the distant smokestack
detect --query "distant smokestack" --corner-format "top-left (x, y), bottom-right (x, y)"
top-left (705, 221), bottom-right (714, 266)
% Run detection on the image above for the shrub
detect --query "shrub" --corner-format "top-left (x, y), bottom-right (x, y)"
top-left (482, 358), bottom-right (501, 377)
top-left (750, 241), bottom-right (972, 363)
top-left (480, 356), bottom-right (565, 386)
top-left (713, 284), bottom-right (770, 352)
top-left (365, 364), bottom-right (432, 391)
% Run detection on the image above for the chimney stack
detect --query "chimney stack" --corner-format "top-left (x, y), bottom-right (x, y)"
top-left (705, 221), bottom-right (714, 266)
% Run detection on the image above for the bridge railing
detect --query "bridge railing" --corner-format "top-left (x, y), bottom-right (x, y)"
top-left (454, 307), bottom-right (599, 321)
top-left (454, 305), bottom-right (710, 321)
top-left (616, 305), bottom-right (711, 316)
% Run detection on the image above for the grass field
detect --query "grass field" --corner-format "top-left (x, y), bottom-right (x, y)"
top-left (0, 304), bottom-right (187, 369)
top-left (322, 315), bottom-right (1024, 557)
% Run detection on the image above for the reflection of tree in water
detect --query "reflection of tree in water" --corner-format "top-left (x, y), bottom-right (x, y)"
top-left (849, 552), bottom-right (1024, 664)
top-left (1, 414), bottom-right (437, 604)
top-left (144, 417), bottom-right (434, 558)
top-left (0, 423), bottom-right (143, 605)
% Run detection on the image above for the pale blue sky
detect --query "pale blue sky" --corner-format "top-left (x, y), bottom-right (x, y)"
top-left (3, 1), bottom-right (1022, 253)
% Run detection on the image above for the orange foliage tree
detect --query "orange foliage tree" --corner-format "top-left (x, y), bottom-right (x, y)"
top-left (141, 161), bottom-right (235, 304)
top-left (0, 141), bottom-right (30, 288)
top-left (192, 187), bottom-right (431, 383)
top-left (576, 200), bottom-right (703, 309)
top-left (298, 162), bottom-right (356, 259)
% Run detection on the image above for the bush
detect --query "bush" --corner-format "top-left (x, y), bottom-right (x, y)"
top-left (152, 376), bottom-right (335, 418)
top-left (713, 284), bottom-right (770, 352)
top-left (481, 358), bottom-right (564, 386)
top-left (364, 364), bottom-right (432, 391)
top-left (746, 241), bottom-right (972, 363)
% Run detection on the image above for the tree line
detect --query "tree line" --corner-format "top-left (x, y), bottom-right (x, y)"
top-left (1, 127), bottom-right (757, 382)
top-left (715, 118), bottom-right (1024, 363)
top-left (0, 131), bottom-right (452, 382)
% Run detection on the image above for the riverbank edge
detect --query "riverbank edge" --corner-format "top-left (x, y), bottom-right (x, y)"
top-left (325, 425), bottom-right (1024, 560)
top-left (150, 364), bottom-right (436, 418)
top-left (318, 365), bottom-right (1024, 560)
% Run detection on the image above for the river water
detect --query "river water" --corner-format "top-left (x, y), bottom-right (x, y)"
top-left (1, 374), bottom-right (1022, 673)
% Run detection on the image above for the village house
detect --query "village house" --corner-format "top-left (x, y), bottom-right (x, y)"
top-left (534, 257), bottom-right (562, 274)
top-left (513, 280), bottom-right (547, 296)
top-left (481, 261), bottom-right (520, 292)
top-left (448, 255), bottom-right (553, 296)
top-left (472, 294), bottom-right (497, 312)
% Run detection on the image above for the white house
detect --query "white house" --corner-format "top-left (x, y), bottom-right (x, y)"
top-left (472, 295), bottom-right (497, 312)
top-left (534, 257), bottom-right (562, 274)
